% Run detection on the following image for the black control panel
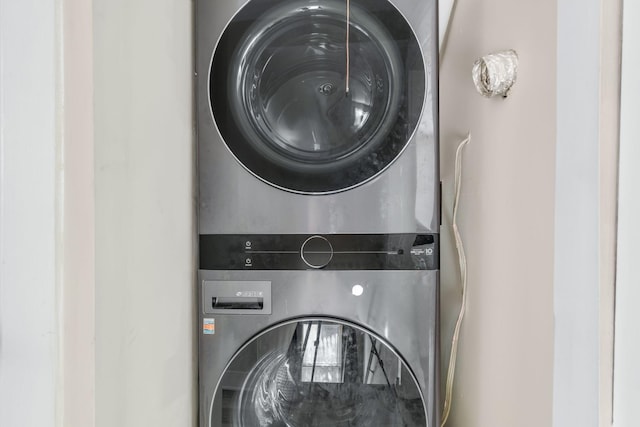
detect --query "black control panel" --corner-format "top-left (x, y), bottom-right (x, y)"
top-left (199, 234), bottom-right (439, 271)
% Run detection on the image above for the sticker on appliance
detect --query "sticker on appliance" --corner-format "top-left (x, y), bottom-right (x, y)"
top-left (203, 318), bottom-right (215, 335)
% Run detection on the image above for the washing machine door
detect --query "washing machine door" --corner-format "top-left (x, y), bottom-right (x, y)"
top-left (210, 318), bottom-right (428, 426)
top-left (209, 0), bottom-right (426, 194)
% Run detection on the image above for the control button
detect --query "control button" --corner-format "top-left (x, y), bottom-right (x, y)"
top-left (301, 235), bottom-right (333, 269)
top-left (352, 284), bottom-right (364, 296)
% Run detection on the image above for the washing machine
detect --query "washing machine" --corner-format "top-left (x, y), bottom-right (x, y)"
top-left (196, 0), bottom-right (438, 234)
top-left (198, 233), bottom-right (440, 427)
top-left (199, 268), bottom-right (439, 427)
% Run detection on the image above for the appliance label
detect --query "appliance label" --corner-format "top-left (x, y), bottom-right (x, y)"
top-left (203, 318), bottom-right (215, 335)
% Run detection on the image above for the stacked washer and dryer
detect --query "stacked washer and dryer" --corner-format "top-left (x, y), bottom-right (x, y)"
top-left (196, 0), bottom-right (439, 426)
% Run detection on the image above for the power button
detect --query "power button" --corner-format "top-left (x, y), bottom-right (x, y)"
top-left (300, 235), bottom-right (333, 269)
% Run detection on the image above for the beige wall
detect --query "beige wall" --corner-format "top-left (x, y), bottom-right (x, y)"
top-left (93, 0), bottom-right (195, 426)
top-left (439, 1), bottom-right (556, 426)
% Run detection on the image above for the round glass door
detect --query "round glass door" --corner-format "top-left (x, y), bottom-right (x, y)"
top-left (210, 318), bottom-right (427, 426)
top-left (210, 0), bottom-right (425, 193)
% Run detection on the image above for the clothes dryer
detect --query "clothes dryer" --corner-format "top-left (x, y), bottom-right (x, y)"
top-left (196, 0), bottom-right (438, 234)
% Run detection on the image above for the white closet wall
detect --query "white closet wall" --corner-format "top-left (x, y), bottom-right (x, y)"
top-left (94, 1), bottom-right (195, 426)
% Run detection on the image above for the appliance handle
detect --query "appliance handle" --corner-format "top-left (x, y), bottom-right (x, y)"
top-left (211, 296), bottom-right (264, 310)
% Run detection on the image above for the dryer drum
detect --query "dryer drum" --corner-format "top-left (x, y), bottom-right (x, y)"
top-left (209, 0), bottom-right (426, 194)
top-left (213, 319), bottom-right (427, 426)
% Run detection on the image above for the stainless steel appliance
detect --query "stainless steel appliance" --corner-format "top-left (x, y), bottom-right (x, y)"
top-left (198, 269), bottom-right (439, 427)
top-left (196, 0), bottom-right (438, 234)
top-left (196, 0), bottom-right (439, 425)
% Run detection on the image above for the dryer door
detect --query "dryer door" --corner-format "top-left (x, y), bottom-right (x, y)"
top-left (209, 0), bottom-right (426, 194)
top-left (209, 318), bottom-right (428, 426)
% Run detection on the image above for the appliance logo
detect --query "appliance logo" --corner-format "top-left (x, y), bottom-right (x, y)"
top-left (235, 291), bottom-right (263, 297)
top-left (411, 247), bottom-right (434, 256)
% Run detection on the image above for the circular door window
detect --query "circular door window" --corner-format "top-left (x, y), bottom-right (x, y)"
top-left (210, 0), bottom-right (425, 194)
top-left (210, 318), bottom-right (427, 426)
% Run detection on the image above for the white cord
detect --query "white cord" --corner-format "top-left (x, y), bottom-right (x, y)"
top-left (345, 0), bottom-right (350, 95)
top-left (441, 133), bottom-right (471, 427)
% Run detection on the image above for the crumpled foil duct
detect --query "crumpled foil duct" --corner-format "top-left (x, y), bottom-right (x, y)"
top-left (472, 49), bottom-right (519, 98)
